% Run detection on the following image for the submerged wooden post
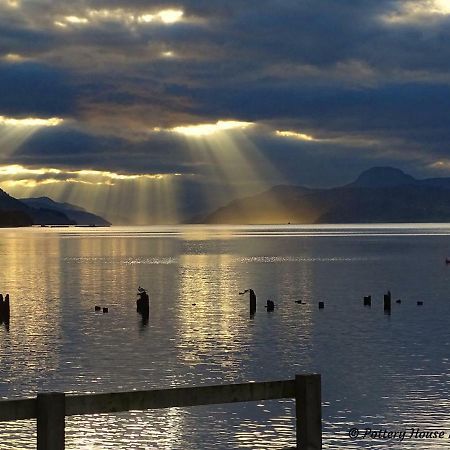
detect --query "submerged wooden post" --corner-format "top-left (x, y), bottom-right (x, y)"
top-left (37, 392), bottom-right (65, 450)
top-left (383, 291), bottom-right (391, 312)
top-left (295, 374), bottom-right (322, 450)
top-left (4, 294), bottom-right (9, 315)
top-left (249, 289), bottom-right (256, 315)
top-left (266, 300), bottom-right (275, 312)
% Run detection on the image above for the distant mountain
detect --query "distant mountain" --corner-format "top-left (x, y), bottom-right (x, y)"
top-left (0, 209), bottom-right (33, 227)
top-left (202, 167), bottom-right (450, 224)
top-left (201, 185), bottom-right (321, 224)
top-left (350, 166), bottom-right (418, 188)
top-left (20, 197), bottom-right (111, 226)
top-left (0, 188), bottom-right (37, 226)
top-left (0, 187), bottom-right (111, 227)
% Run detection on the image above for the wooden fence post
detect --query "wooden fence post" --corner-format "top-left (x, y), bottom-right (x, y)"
top-left (37, 392), bottom-right (65, 450)
top-left (295, 374), bottom-right (322, 450)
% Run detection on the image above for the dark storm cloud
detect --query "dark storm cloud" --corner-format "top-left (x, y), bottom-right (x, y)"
top-left (11, 127), bottom-right (201, 175)
top-left (2, 0), bottom-right (450, 186)
top-left (0, 62), bottom-right (76, 116)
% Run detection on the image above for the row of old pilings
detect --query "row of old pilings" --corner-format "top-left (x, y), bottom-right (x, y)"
top-left (364, 290), bottom-right (424, 312)
top-left (241, 289), bottom-right (327, 312)
top-left (240, 289), bottom-right (275, 315)
top-left (0, 293), bottom-right (10, 324)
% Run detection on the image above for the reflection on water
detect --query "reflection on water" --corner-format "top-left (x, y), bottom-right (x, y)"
top-left (0, 225), bottom-right (450, 448)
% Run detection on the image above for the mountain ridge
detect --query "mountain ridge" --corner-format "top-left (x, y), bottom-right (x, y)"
top-left (20, 197), bottom-right (111, 226)
top-left (201, 167), bottom-right (450, 224)
top-left (0, 188), bottom-right (110, 227)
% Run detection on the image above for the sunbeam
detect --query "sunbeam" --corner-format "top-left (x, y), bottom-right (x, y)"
top-left (0, 164), bottom-right (183, 224)
top-left (0, 116), bottom-right (64, 157)
top-left (156, 121), bottom-right (287, 221)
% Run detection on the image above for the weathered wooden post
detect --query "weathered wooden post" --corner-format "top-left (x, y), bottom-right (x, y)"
top-left (363, 295), bottom-right (371, 306)
top-left (37, 392), bottom-right (65, 450)
top-left (295, 374), bottom-right (322, 450)
top-left (4, 294), bottom-right (10, 317)
top-left (249, 289), bottom-right (256, 315)
top-left (383, 291), bottom-right (391, 312)
top-left (0, 294), bottom-right (9, 323)
top-left (137, 289), bottom-right (149, 322)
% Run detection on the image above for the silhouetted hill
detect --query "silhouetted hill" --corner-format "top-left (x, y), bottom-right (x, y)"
top-left (349, 167), bottom-right (418, 188)
top-left (201, 185), bottom-right (319, 224)
top-left (0, 210), bottom-right (33, 227)
top-left (0, 187), bottom-right (111, 226)
top-left (0, 187), bottom-right (74, 225)
top-left (202, 167), bottom-right (450, 224)
top-left (0, 188), bottom-right (34, 226)
top-left (21, 197), bottom-right (111, 226)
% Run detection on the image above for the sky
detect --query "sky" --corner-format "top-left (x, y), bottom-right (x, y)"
top-left (1, 0), bottom-right (450, 223)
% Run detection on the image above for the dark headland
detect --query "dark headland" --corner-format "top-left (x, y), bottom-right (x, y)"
top-left (0, 189), bottom-right (110, 227)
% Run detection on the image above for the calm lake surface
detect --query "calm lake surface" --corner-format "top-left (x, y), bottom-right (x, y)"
top-left (0, 224), bottom-right (450, 449)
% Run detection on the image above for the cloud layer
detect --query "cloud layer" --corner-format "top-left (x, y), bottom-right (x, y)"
top-left (1, 0), bottom-right (450, 220)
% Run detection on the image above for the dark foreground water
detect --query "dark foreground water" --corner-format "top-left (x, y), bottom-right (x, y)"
top-left (0, 224), bottom-right (449, 449)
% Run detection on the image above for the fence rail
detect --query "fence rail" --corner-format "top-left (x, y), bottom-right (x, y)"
top-left (0, 374), bottom-right (322, 450)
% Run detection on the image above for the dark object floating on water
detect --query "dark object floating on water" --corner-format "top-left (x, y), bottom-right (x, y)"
top-left (363, 295), bottom-right (372, 306)
top-left (417, 301), bottom-right (424, 306)
top-left (192, 303), bottom-right (196, 306)
top-left (396, 299), bottom-right (402, 304)
top-left (265, 299), bottom-right (275, 312)
top-left (295, 300), bottom-right (304, 304)
top-left (102, 307), bottom-right (108, 313)
top-left (446, 258), bottom-right (450, 264)
top-left (95, 306), bottom-right (101, 311)
top-left (239, 288), bottom-right (257, 315)
top-left (318, 301), bottom-right (324, 309)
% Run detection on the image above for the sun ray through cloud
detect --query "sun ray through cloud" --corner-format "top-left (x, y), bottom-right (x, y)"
top-left (0, 117), bottom-right (64, 157)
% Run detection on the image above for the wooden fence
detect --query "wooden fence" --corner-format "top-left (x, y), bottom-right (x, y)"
top-left (0, 374), bottom-right (322, 450)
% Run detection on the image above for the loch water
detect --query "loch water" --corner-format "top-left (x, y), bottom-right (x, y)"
top-left (0, 224), bottom-right (449, 449)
